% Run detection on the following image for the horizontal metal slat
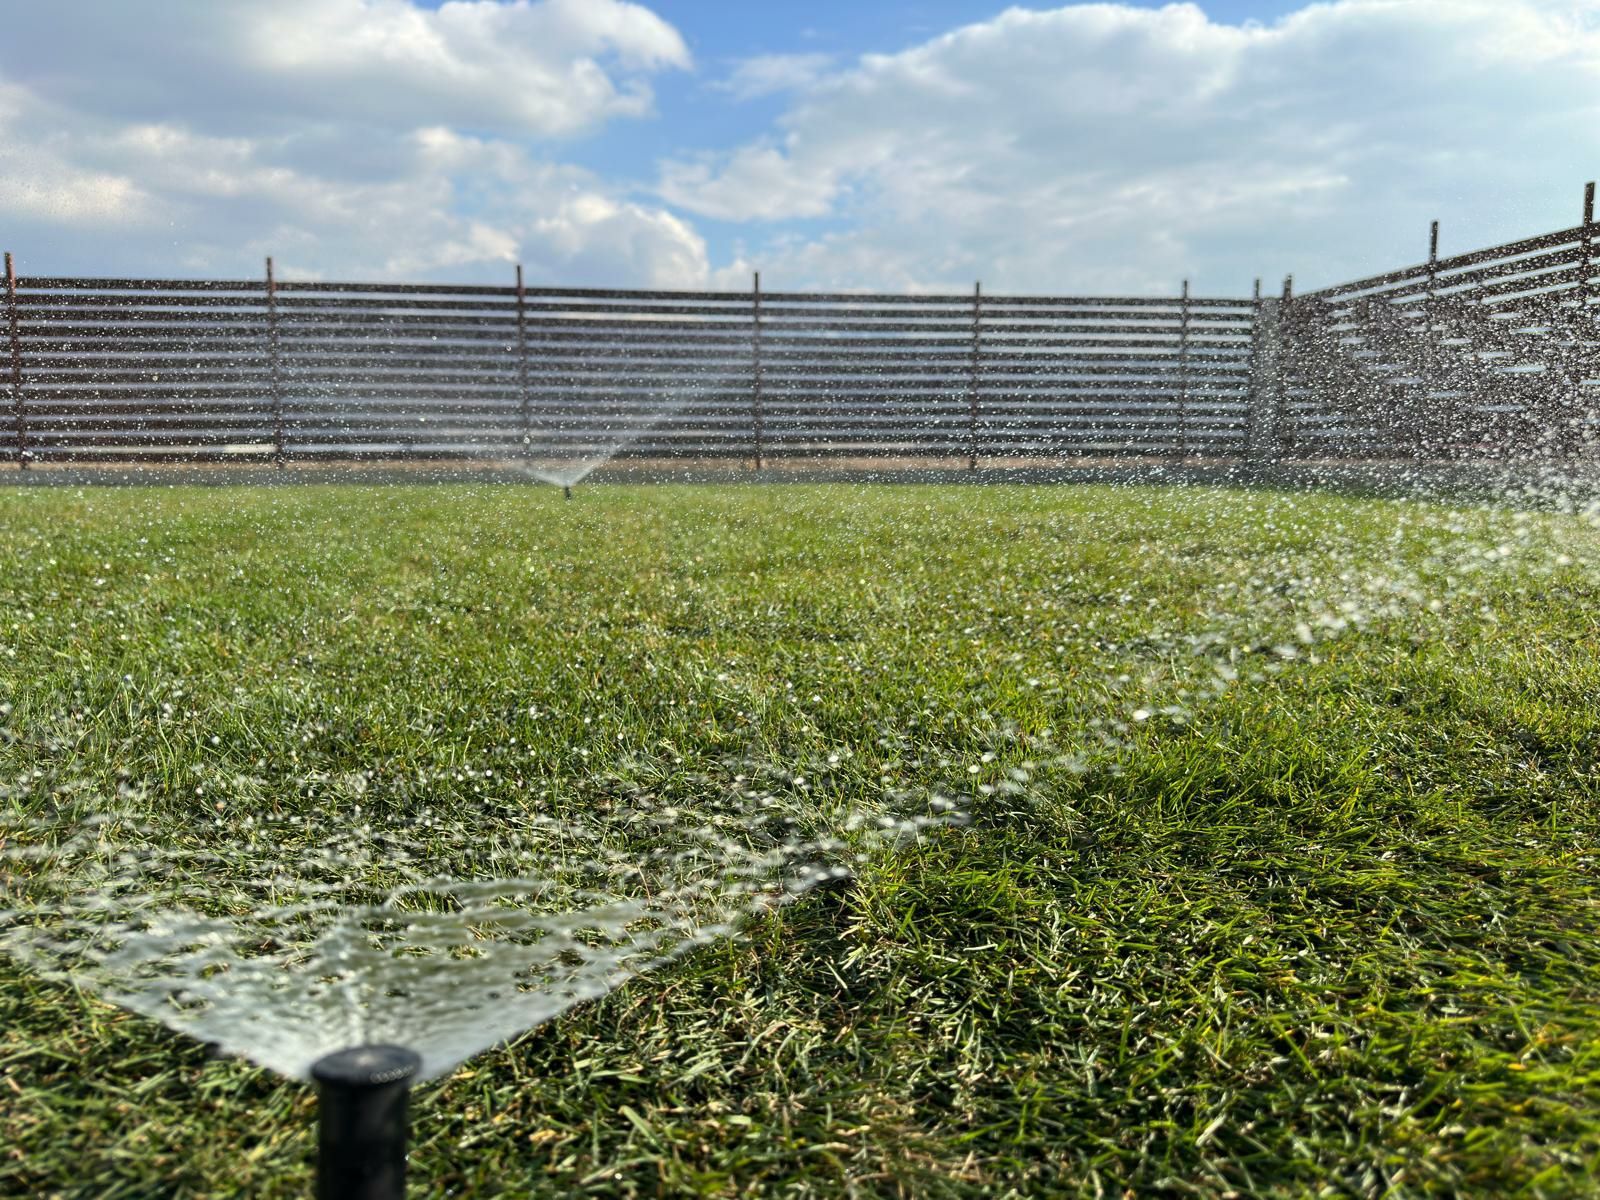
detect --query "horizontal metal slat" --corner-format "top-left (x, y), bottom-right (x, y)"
top-left (1306, 224), bottom-right (1590, 301)
top-left (17, 277), bottom-right (263, 292)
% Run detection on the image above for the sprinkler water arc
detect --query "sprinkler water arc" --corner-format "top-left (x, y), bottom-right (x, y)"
top-left (0, 769), bottom-right (965, 1193)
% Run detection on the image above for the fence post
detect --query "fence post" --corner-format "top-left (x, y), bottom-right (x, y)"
top-left (1581, 181), bottom-right (1596, 308)
top-left (967, 281), bottom-right (982, 470)
top-left (1563, 184), bottom-right (1599, 459)
top-left (266, 257), bottom-right (284, 468)
top-left (1582, 181), bottom-right (1596, 322)
top-left (1177, 279), bottom-right (1190, 459)
top-left (4, 253), bottom-right (24, 469)
top-left (1423, 219), bottom-right (1441, 459)
top-left (1279, 276), bottom-right (1293, 463)
top-left (515, 264), bottom-right (531, 459)
top-left (1246, 278), bottom-right (1285, 470)
top-left (751, 271), bottom-right (763, 470)
top-left (1578, 182), bottom-right (1598, 456)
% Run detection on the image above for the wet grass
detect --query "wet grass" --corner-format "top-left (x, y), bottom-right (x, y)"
top-left (2, 480), bottom-right (1600, 1197)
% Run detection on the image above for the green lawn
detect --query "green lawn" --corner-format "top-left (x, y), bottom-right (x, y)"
top-left (3, 480), bottom-right (1600, 1198)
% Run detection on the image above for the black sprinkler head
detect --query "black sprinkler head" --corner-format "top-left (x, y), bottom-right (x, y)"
top-left (311, 1044), bottom-right (422, 1200)
top-left (812, 868), bottom-right (858, 897)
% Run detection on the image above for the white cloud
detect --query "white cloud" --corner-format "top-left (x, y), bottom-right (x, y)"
top-left (8, 0), bottom-right (1600, 293)
top-left (3, 115), bottom-right (709, 284)
top-left (664, 0), bottom-right (1600, 293)
top-left (0, 0), bottom-right (707, 284)
top-left (0, 161), bottom-right (151, 230)
top-left (660, 143), bottom-right (842, 221)
top-left (244, 0), bottom-right (690, 136)
top-left (0, 83), bottom-right (155, 226)
top-left (2, 0), bottom-right (690, 140)
top-left (715, 53), bottom-right (837, 101)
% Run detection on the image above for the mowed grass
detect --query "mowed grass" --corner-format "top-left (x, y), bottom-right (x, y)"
top-left (3, 480), bottom-right (1600, 1198)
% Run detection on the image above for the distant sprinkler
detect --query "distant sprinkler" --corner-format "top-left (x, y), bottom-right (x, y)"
top-left (563, 485), bottom-right (573, 501)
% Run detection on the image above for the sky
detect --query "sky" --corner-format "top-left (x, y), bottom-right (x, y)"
top-left (1, 0), bottom-right (1597, 295)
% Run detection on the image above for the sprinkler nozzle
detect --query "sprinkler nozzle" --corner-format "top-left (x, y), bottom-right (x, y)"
top-left (311, 1044), bottom-right (422, 1200)
top-left (563, 485), bottom-right (573, 501)
top-left (814, 868), bottom-right (857, 895)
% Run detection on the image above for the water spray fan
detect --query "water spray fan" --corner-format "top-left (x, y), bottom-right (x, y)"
top-left (0, 774), bottom-right (963, 1193)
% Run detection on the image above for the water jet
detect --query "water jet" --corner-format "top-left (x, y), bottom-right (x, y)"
top-left (515, 389), bottom-right (694, 494)
top-left (0, 766), bottom-right (964, 1193)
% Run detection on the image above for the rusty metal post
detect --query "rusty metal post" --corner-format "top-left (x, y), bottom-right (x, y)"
top-left (1245, 278), bottom-right (1281, 468)
top-left (1270, 275), bottom-right (1295, 462)
top-left (266, 257), bottom-right (285, 468)
top-left (751, 271), bottom-right (763, 470)
top-left (4, 253), bottom-right (23, 469)
top-left (515, 264), bottom-right (531, 459)
top-left (967, 281), bottom-right (982, 470)
top-left (1582, 182), bottom-right (1596, 314)
top-left (1423, 220), bottom-right (1441, 459)
top-left (1580, 180), bottom-right (1593, 286)
top-left (1581, 183), bottom-right (1598, 455)
top-left (1177, 279), bottom-right (1191, 459)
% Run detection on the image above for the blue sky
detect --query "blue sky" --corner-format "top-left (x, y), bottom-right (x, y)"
top-left (538, 0), bottom-right (1303, 156)
top-left (1, 1), bottom-right (1596, 294)
top-left (419, 0), bottom-right (1312, 271)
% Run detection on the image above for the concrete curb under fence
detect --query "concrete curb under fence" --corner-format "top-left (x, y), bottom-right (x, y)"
top-left (2, 185), bottom-right (1597, 475)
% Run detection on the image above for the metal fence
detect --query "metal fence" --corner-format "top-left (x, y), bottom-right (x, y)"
top-left (1273, 184), bottom-right (1600, 462)
top-left (2, 185), bottom-right (1597, 469)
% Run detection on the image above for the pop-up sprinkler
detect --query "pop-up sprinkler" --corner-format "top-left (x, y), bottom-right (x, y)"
top-left (311, 1045), bottom-right (422, 1200)
top-left (0, 788), bottom-right (961, 1196)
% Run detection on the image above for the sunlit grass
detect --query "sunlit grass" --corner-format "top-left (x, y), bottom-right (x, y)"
top-left (2, 480), bottom-right (1599, 1197)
